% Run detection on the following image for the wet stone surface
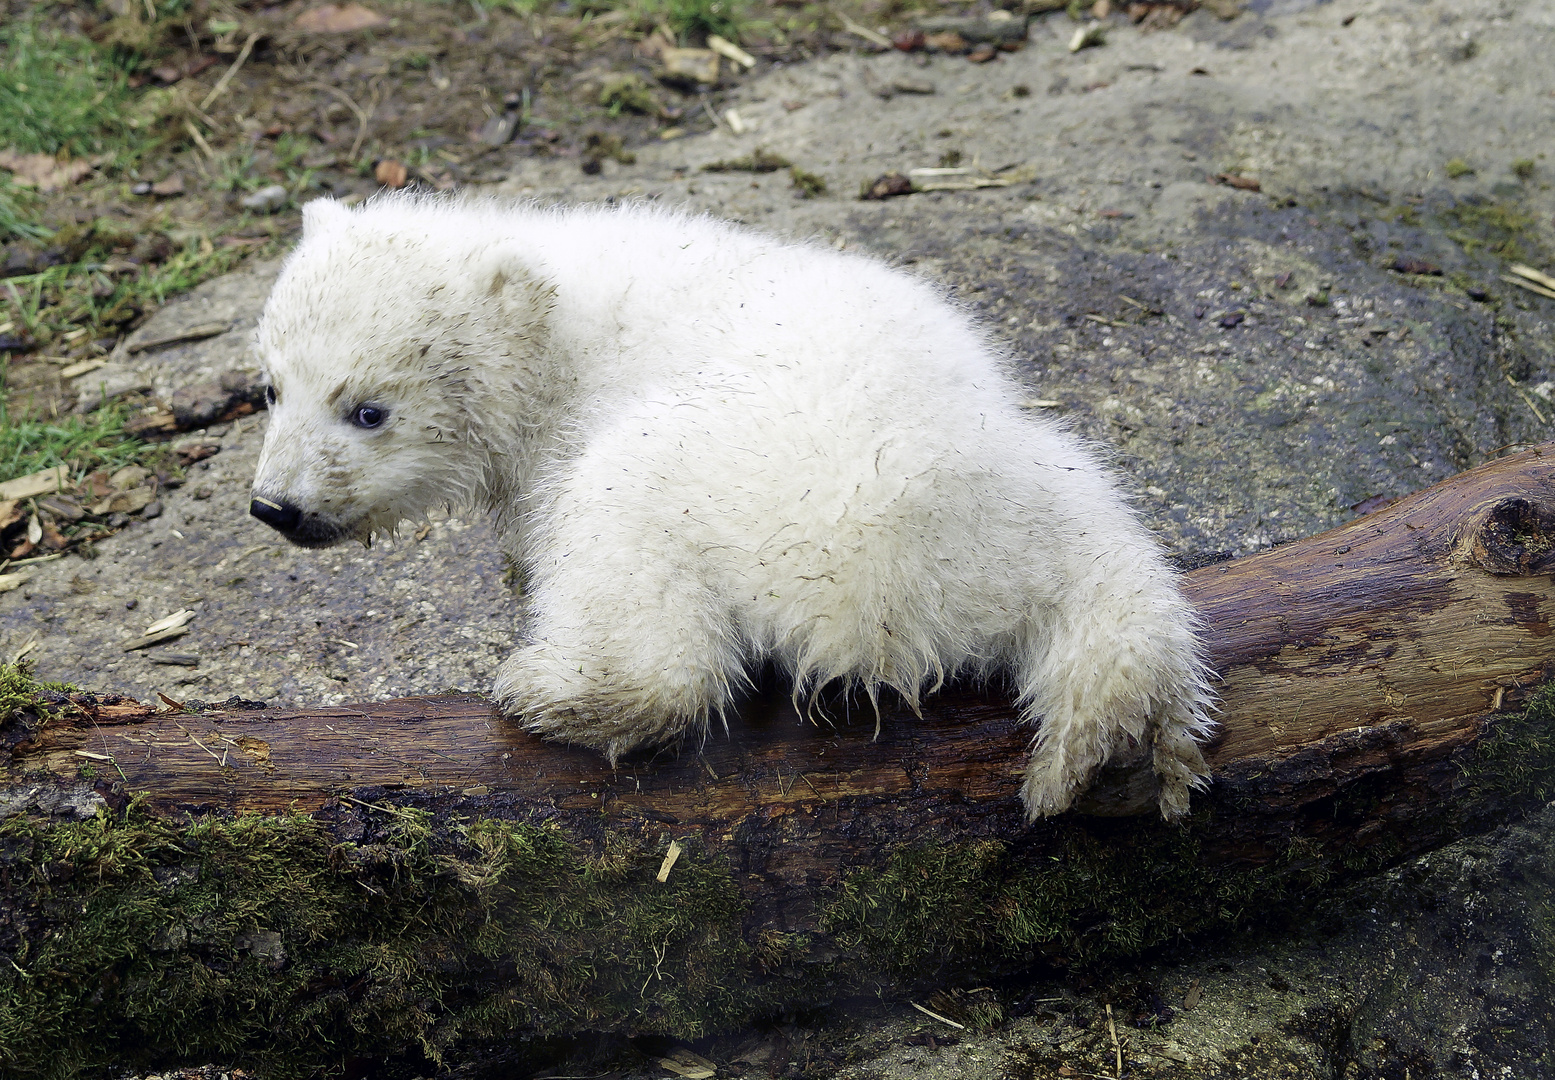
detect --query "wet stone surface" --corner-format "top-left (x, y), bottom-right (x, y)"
top-left (5, 0), bottom-right (1555, 1076)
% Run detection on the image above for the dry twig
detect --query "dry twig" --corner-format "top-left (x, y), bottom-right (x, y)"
top-left (201, 32), bottom-right (260, 110)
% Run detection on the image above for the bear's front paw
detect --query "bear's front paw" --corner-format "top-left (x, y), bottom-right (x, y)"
top-left (493, 642), bottom-right (712, 762)
top-left (494, 644), bottom-right (629, 756)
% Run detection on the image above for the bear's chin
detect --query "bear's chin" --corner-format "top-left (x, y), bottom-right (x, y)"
top-left (281, 517), bottom-right (366, 548)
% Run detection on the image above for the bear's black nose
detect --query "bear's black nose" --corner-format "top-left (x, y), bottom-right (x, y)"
top-left (250, 495), bottom-right (301, 533)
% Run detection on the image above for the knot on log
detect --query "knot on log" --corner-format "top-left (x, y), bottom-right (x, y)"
top-left (1467, 497), bottom-right (1555, 576)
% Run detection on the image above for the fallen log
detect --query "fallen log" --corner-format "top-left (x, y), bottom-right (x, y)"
top-left (3, 444), bottom-right (1553, 1077)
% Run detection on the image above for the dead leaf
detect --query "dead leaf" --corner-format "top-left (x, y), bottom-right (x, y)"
top-left (177, 442), bottom-right (222, 465)
top-left (110, 465), bottom-right (153, 491)
top-left (59, 358), bottom-right (108, 379)
top-left (292, 3), bottom-right (388, 33)
top-left (92, 487), bottom-right (156, 516)
top-left (1211, 172), bottom-right (1261, 191)
top-left (82, 471), bottom-right (114, 499)
top-left (0, 466), bottom-right (68, 501)
top-left (375, 159), bottom-right (409, 188)
top-left (660, 47), bottom-right (721, 86)
top-left (0, 150), bottom-right (95, 193)
top-left (38, 495), bottom-right (84, 522)
top-left (924, 31), bottom-right (969, 54)
top-left (861, 172), bottom-right (916, 200)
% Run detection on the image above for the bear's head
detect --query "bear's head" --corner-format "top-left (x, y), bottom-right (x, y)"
top-left (250, 196), bottom-right (549, 547)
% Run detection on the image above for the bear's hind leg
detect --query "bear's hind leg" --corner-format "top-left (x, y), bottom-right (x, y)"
top-left (1013, 598), bottom-right (1213, 821)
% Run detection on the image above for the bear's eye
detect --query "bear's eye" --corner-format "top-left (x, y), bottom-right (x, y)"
top-left (264, 385), bottom-right (277, 406)
top-left (352, 404), bottom-right (387, 429)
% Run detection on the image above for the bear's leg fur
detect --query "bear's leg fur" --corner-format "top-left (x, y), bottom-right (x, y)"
top-left (493, 498), bottom-right (746, 761)
top-left (1013, 583), bottom-right (1212, 820)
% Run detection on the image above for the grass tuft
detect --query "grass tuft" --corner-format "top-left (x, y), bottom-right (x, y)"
top-left (0, 177), bottom-right (50, 242)
top-left (0, 393), bottom-right (147, 485)
top-left (0, 19), bottom-right (136, 158)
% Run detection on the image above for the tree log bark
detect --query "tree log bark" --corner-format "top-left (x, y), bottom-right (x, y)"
top-left (4, 444), bottom-right (1553, 1076)
top-left (17, 443), bottom-right (1555, 838)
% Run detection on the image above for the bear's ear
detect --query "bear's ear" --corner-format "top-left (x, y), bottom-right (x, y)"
top-left (301, 198), bottom-right (350, 237)
top-left (477, 249), bottom-right (551, 322)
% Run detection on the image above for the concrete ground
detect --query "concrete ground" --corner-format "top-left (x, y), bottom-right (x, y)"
top-left (5, 0), bottom-right (1554, 1075)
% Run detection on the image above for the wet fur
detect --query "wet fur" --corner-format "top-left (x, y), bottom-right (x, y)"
top-left (251, 193), bottom-right (1214, 819)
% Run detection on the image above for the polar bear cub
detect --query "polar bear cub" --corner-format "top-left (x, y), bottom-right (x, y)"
top-left (249, 194), bottom-right (1213, 819)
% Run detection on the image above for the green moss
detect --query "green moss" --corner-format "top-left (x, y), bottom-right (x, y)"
top-left (790, 166), bottom-right (827, 198)
top-left (1445, 157), bottom-right (1475, 179)
top-left (0, 663), bottom-right (73, 728)
top-left (1460, 682), bottom-right (1555, 803)
top-left (0, 804), bottom-right (767, 1079)
top-left (819, 823), bottom-right (1333, 972)
top-left (825, 682), bottom-right (1555, 974)
top-left (1387, 203), bottom-right (1423, 227)
top-left (597, 73), bottom-right (661, 118)
top-left (2, 677), bottom-right (1552, 1077)
top-left (1440, 198), bottom-right (1539, 263)
top-left (702, 149), bottom-right (792, 174)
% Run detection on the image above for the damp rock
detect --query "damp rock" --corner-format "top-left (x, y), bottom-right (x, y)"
top-left (240, 185), bottom-right (290, 213)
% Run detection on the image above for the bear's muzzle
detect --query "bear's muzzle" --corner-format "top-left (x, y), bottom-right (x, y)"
top-left (250, 495), bottom-right (353, 547)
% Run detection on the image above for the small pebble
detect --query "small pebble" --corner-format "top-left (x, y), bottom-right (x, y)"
top-left (239, 184), bottom-right (289, 213)
top-left (131, 180), bottom-right (153, 196)
top-left (142, 500), bottom-right (163, 519)
top-left (125, 598), bottom-right (139, 610)
top-left (194, 487), bottom-right (215, 500)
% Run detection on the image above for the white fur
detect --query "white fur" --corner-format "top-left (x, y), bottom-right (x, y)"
top-left (251, 193), bottom-right (1214, 819)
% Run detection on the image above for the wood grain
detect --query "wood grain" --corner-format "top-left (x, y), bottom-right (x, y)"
top-left (14, 443), bottom-right (1555, 871)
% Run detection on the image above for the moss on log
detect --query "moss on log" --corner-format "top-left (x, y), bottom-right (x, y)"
top-left (3, 682), bottom-right (1554, 1078)
top-left (3, 444), bottom-right (1555, 1078)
